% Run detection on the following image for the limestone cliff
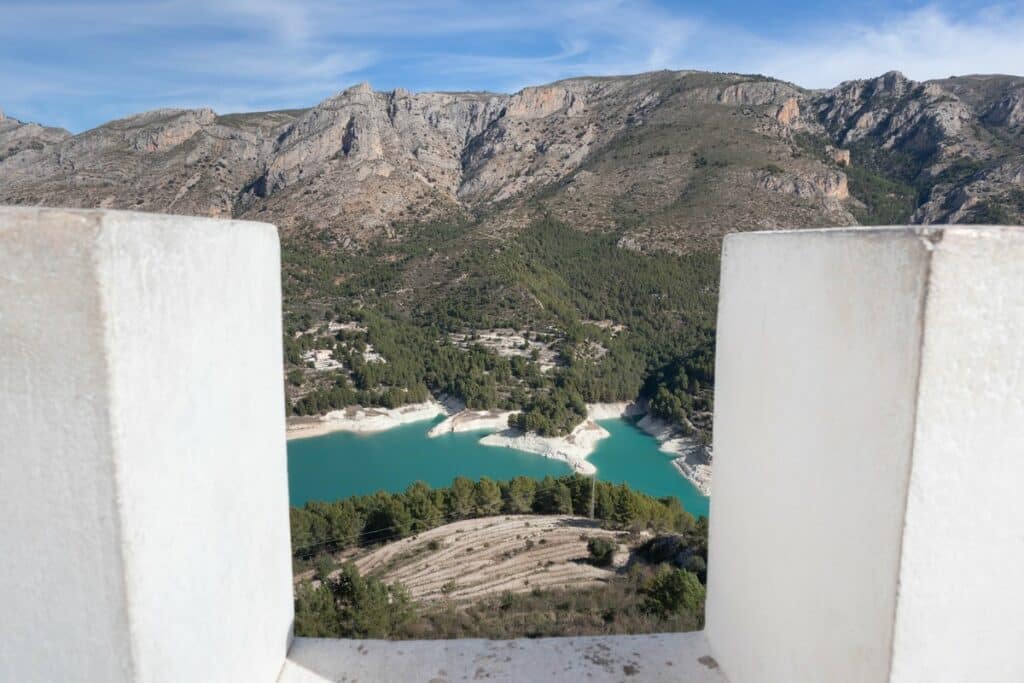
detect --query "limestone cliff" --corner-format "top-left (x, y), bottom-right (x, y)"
top-left (1, 69), bottom-right (1022, 247)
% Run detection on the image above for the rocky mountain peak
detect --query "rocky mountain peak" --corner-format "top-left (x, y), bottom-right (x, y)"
top-left (876, 70), bottom-right (911, 93)
top-left (120, 108), bottom-right (217, 152)
top-left (984, 88), bottom-right (1024, 128)
top-left (344, 82), bottom-right (374, 96)
top-left (1, 68), bottom-right (1021, 242)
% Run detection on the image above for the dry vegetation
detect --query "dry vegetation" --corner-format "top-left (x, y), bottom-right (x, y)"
top-left (352, 515), bottom-right (630, 602)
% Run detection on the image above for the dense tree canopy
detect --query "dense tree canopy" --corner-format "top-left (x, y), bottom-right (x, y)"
top-left (290, 475), bottom-right (701, 560)
top-left (282, 216), bottom-right (719, 440)
top-left (290, 477), bottom-right (711, 641)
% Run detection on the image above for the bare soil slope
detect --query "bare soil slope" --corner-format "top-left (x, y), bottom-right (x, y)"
top-left (352, 515), bottom-right (629, 603)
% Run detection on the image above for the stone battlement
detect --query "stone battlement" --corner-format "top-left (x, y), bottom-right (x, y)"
top-left (1, 208), bottom-right (1022, 682)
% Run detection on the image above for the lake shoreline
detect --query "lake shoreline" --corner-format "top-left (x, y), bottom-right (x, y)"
top-left (286, 400), bottom-right (450, 441)
top-left (286, 399), bottom-right (711, 495)
top-left (634, 414), bottom-right (713, 496)
top-left (433, 402), bottom-right (641, 475)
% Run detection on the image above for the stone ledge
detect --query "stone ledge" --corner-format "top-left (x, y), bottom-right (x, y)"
top-left (279, 632), bottom-right (725, 682)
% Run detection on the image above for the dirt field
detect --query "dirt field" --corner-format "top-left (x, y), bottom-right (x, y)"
top-left (351, 515), bottom-right (629, 603)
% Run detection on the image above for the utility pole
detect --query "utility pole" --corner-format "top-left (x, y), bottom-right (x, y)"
top-left (589, 473), bottom-right (596, 519)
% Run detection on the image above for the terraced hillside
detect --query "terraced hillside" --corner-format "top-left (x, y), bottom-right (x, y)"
top-left (352, 515), bottom-right (629, 603)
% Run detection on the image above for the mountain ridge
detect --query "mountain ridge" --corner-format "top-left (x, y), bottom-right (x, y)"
top-left (3, 69), bottom-right (1021, 252)
top-left (3, 67), bottom-right (1022, 436)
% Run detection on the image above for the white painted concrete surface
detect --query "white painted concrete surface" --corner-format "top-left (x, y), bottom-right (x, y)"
top-left (0, 208), bottom-right (293, 682)
top-left (4, 214), bottom-right (1022, 682)
top-left (706, 226), bottom-right (1024, 683)
top-left (280, 632), bottom-right (726, 682)
top-left (889, 228), bottom-right (1024, 682)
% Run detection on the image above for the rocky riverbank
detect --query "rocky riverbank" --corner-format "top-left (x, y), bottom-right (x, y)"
top-left (478, 420), bottom-right (609, 475)
top-left (434, 402), bottom-right (641, 475)
top-left (286, 400), bottom-right (447, 440)
top-left (287, 398), bottom-right (712, 495)
top-left (427, 408), bottom-right (514, 436)
top-left (634, 415), bottom-right (713, 495)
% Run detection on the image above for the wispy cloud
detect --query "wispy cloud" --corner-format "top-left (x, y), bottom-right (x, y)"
top-left (736, 5), bottom-right (1024, 87)
top-left (1, 1), bottom-right (1022, 131)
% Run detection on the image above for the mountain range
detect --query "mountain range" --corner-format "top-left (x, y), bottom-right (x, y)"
top-left (2, 69), bottom-right (1022, 435)
top-left (3, 69), bottom-right (1023, 251)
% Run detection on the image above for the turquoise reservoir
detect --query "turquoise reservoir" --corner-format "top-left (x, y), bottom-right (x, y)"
top-left (287, 416), bottom-right (709, 518)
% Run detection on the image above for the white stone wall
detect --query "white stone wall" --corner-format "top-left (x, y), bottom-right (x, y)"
top-left (705, 226), bottom-right (1024, 683)
top-left (0, 208), bottom-right (293, 682)
top-left (4, 213), bottom-right (1022, 682)
top-left (281, 633), bottom-right (726, 682)
top-left (889, 228), bottom-right (1024, 682)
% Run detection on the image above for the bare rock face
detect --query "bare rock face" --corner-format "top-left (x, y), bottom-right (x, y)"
top-left (913, 159), bottom-right (1024, 223)
top-left (775, 97), bottom-right (800, 126)
top-left (825, 146), bottom-right (850, 166)
top-left (816, 70), bottom-right (975, 152)
top-left (758, 168), bottom-right (849, 201)
top-left (688, 79), bottom-right (803, 106)
top-left (813, 70), bottom-right (1024, 224)
top-left (0, 113), bottom-right (70, 162)
top-left (124, 108), bottom-right (217, 152)
top-left (1, 68), bottom-right (1021, 247)
top-left (985, 89), bottom-right (1024, 128)
top-left (505, 86), bottom-right (582, 119)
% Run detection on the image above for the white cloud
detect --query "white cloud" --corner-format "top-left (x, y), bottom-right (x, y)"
top-left (1, 1), bottom-right (1022, 130)
top-left (741, 6), bottom-right (1024, 87)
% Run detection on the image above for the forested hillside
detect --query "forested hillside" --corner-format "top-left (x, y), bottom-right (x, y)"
top-left (3, 69), bottom-right (1021, 436)
top-left (290, 476), bottom-right (709, 639)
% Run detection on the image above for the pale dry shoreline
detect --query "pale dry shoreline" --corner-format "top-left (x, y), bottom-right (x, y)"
top-left (634, 414), bottom-right (714, 496)
top-left (477, 420), bottom-right (607, 475)
top-left (285, 400), bottom-right (448, 440)
top-left (285, 398), bottom-right (711, 494)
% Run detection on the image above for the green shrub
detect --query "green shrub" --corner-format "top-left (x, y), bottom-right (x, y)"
top-left (587, 537), bottom-right (616, 567)
top-left (642, 567), bottom-right (705, 619)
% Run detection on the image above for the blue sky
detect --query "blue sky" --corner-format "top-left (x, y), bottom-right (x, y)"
top-left (2, 0), bottom-right (1023, 132)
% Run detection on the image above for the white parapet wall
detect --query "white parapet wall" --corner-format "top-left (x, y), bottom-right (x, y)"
top-left (4, 213), bottom-right (1023, 683)
top-left (0, 208), bottom-right (294, 682)
top-left (705, 226), bottom-right (1024, 683)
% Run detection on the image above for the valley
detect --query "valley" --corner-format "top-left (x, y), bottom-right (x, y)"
top-left (3, 68), bottom-right (1022, 485)
top-left (289, 476), bottom-right (709, 640)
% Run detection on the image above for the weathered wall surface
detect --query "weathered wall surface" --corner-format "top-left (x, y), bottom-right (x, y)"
top-left (1, 209), bottom-right (135, 681)
top-left (706, 228), bottom-right (932, 682)
top-left (0, 207), bottom-right (293, 682)
top-left (706, 226), bottom-right (1024, 683)
top-left (890, 228), bottom-right (1024, 682)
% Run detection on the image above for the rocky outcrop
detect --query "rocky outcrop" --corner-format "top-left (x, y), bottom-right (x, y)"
top-left (984, 89), bottom-right (1024, 128)
top-left (505, 86), bottom-right (583, 119)
top-left (775, 97), bottom-right (800, 126)
top-left (688, 79), bottom-right (803, 106)
top-left (2, 69), bottom-right (1021, 244)
top-left (758, 168), bottom-right (849, 201)
top-left (913, 159), bottom-right (1024, 224)
top-left (816, 71), bottom-right (976, 153)
top-left (825, 146), bottom-right (850, 166)
top-left (0, 113), bottom-right (70, 162)
top-left (812, 70), bottom-right (1024, 224)
top-left (122, 108), bottom-right (216, 152)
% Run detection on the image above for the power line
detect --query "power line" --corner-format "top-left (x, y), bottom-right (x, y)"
top-left (589, 473), bottom-right (596, 520)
